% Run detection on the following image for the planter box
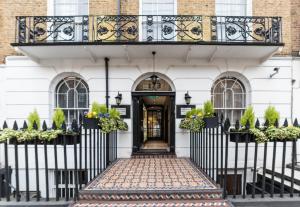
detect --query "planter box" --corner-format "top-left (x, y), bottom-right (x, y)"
top-left (229, 132), bottom-right (256, 143)
top-left (203, 117), bottom-right (219, 128)
top-left (83, 117), bottom-right (99, 129)
top-left (9, 137), bottom-right (38, 145)
top-left (53, 134), bottom-right (81, 145)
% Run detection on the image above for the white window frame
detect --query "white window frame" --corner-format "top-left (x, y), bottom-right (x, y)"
top-left (211, 77), bottom-right (247, 124)
top-left (47, 0), bottom-right (89, 16)
top-left (55, 76), bottom-right (89, 127)
top-left (139, 0), bottom-right (177, 41)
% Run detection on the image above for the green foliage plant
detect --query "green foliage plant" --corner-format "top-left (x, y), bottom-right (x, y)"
top-left (264, 106), bottom-right (280, 126)
top-left (240, 106), bottom-right (255, 129)
top-left (28, 109), bottom-right (41, 130)
top-left (52, 108), bottom-right (65, 129)
top-left (203, 101), bottom-right (215, 118)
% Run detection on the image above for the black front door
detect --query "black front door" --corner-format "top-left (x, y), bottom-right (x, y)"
top-left (132, 92), bottom-right (175, 153)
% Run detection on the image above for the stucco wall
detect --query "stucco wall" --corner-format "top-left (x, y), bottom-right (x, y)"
top-left (1, 56), bottom-right (298, 158)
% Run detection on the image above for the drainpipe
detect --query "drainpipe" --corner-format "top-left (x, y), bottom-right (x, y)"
top-left (117, 0), bottom-right (121, 15)
top-left (105, 57), bottom-right (110, 111)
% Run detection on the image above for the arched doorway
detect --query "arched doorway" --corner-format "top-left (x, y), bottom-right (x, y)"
top-left (132, 73), bottom-right (176, 154)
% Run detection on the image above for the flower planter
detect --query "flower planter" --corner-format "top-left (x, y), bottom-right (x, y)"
top-left (83, 117), bottom-right (100, 129)
top-left (229, 132), bottom-right (256, 143)
top-left (9, 137), bottom-right (39, 145)
top-left (203, 117), bottom-right (219, 128)
top-left (53, 134), bottom-right (81, 145)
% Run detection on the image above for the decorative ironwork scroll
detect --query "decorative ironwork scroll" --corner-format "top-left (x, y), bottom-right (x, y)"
top-left (211, 16), bottom-right (282, 43)
top-left (15, 15), bottom-right (282, 44)
top-left (96, 16), bottom-right (139, 41)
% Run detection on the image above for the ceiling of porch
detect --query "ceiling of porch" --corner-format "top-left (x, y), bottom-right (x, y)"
top-left (13, 44), bottom-right (282, 63)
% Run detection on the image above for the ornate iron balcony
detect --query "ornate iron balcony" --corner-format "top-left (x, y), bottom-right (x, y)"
top-left (14, 15), bottom-right (283, 45)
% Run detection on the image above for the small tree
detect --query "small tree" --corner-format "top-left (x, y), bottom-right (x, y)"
top-left (52, 108), bottom-right (65, 129)
top-left (264, 106), bottom-right (280, 126)
top-left (240, 106), bottom-right (255, 129)
top-left (203, 100), bottom-right (215, 118)
top-left (28, 109), bottom-right (41, 130)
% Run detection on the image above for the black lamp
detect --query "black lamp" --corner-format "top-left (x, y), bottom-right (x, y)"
top-left (185, 91), bottom-right (191, 105)
top-left (115, 92), bottom-right (122, 105)
top-left (150, 74), bottom-right (159, 87)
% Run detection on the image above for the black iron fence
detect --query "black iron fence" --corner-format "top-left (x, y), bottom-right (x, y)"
top-left (14, 15), bottom-right (282, 44)
top-left (190, 117), bottom-right (299, 199)
top-left (0, 119), bottom-right (117, 202)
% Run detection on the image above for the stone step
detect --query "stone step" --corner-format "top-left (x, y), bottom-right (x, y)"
top-left (78, 189), bottom-right (223, 201)
top-left (73, 199), bottom-right (232, 207)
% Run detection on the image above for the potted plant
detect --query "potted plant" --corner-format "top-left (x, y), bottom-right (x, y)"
top-left (10, 109), bottom-right (41, 144)
top-left (99, 108), bottom-right (119, 133)
top-left (264, 106), bottom-right (280, 127)
top-left (179, 108), bottom-right (205, 132)
top-left (203, 100), bottom-right (218, 128)
top-left (0, 128), bottom-right (22, 144)
top-left (83, 102), bottom-right (105, 129)
top-left (229, 106), bottom-right (256, 142)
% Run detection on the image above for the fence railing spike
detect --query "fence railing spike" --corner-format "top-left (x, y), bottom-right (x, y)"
top-left (23, 121), bottom-right (28, 129)
top-left (245, 120), bottom-right (250, 130)
top-left (42, 121), bottom-right (48, 131)
top-left (224, 118), bottom-right (231, 132)
top-left (13, 121), bottom-right (18, 130)
top-left (283, 118), bottom-right (288, 127)
top-left (33, 121), bottom-right (38, 130)
top-left (264, 119), bottom-right (269, 127)
top-left (71, 119), bottom-right (78, 132)
top-left (52, 121), bottom-right (57, 130)
top-left (255, 119), bottom-right (260, 128)
top-left (293, 118), bottom-right (299, 127)
top-left (3, 121), bottom-right (8, 129)
top-left (235, 120), bottom-right (240, 130)
top-left (61, 121), bottom-right (67, 131)
top-left (274, 119), bottom-right (279, 128)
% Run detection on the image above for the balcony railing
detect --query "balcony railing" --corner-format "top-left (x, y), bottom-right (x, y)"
top-left (14, 15), bottom-right (283, 45)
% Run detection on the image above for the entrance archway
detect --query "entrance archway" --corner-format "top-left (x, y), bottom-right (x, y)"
top-left (132, 73), bottom-right (176, 154)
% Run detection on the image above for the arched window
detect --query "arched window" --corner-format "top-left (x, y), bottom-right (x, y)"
top-left (55, 77), bottom-right (89, 126)
top-left (212, 77), bottom-right (246, 124)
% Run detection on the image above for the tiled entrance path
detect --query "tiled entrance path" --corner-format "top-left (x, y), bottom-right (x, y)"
top-left (73, 156), bottom-right (231, 207)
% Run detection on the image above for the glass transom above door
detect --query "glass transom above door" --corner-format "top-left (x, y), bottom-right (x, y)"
top-left (141, 0), bottom-right (176, 41)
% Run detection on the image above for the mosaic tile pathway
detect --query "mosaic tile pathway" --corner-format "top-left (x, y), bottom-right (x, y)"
top-left (74, 157), bottom-right (231, 207)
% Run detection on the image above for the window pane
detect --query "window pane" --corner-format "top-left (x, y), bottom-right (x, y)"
top-left (225, 89), bottom-right (233, 108)
top-left (58, 94), bottom-right (67, 108)
top-left (68, 89), bottom-right (75, 108)
top-left (58, 82), bottom-right (68, 93)
top-left (78, 93), bottom-right (87, 108)
top-left (214, 93), bottom-right (223, 108)
top-left (234, 93), bottom-right (245, 108)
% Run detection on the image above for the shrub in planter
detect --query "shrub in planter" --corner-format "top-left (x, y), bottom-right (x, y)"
top-left (83, 102), bottom-right (105, 129)
top-left (264, 106), bottom-right (280, 126)
top-left (0, 128), bottom-right (22, 143)
top-left (98, 108), bottom-right (128, 133)
top-left (203, 101), bottom-right (218, 128)
top-left (179, 108), bottom-right (205, 132)
top-left (28, 109), bottom-right (41, 130)
top-left (230, 106), bottom-right (256, 143)
top-left (52, 108), bottom-right (65, 129)
top-left (266, 126), bottom-right (300, 142)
